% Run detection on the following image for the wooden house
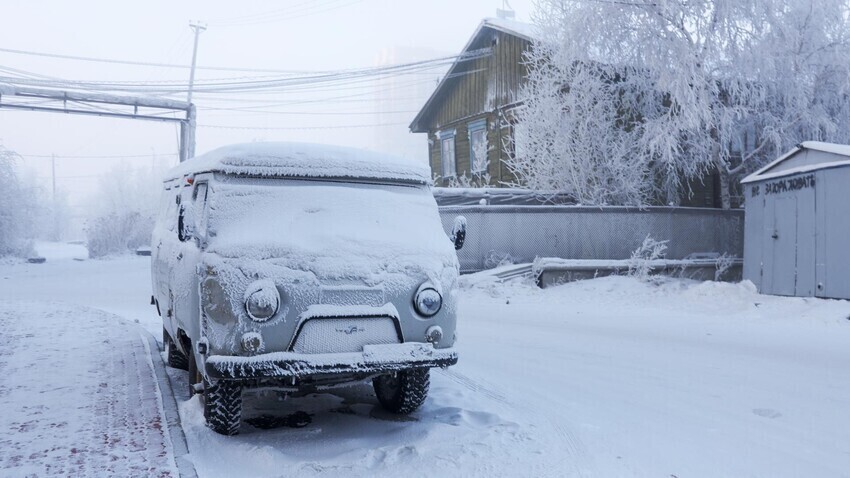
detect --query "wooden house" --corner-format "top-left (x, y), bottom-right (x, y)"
top-left (409, 18), bottom-right (532, 188)
top-left (409, 18), bottom-right (726, 207)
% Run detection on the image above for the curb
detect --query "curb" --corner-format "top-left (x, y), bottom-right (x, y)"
top-left (140, 331), bottom-right (199, 478)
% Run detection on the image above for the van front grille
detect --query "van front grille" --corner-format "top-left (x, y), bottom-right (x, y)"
top-left (291, 317), bottom-right (400, 354)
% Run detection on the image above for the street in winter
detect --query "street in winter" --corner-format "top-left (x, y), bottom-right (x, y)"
top-left (2, 1), bottom-right (850, 477)
top-left (2, 244), bottom-right (849, 477)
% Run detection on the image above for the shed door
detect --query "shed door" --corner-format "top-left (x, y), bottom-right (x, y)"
top-left (764, 196), bottom-right (798, 296)
top-left (793, 187), bottom-right (817, 296)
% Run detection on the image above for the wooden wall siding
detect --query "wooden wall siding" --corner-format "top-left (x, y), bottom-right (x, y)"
top-left (423, 28), bottom-right (531, 187)
top-left (455, 123), bottom-right (471, 176)
top-left (426, 29), bottom-right (531, 131)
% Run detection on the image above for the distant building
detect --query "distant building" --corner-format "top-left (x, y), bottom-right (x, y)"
top-left (373, 47), bottom-right (448, 164)
top-left (409, 17), bottom-right (725, 207)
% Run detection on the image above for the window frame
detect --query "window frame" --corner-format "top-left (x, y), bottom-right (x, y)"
top-left (467, 119), bottom-right (488, 174)
top-left (438, 130), bottom-right (457, 178)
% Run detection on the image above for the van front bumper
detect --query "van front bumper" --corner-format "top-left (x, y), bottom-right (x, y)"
top-left (204, 342), bottom-right (458, 380)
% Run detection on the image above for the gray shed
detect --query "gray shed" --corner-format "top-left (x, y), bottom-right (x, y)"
top-left (742, 141), bottom-right (850, 299)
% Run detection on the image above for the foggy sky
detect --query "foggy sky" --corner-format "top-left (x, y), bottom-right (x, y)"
top-left (0, 0), bottom-right (534, 211)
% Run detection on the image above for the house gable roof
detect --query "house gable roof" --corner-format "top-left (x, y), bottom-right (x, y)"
top-left (741, 141), bottom-right (850, 184)
top-left (409, 18), bottom-right (537, 133)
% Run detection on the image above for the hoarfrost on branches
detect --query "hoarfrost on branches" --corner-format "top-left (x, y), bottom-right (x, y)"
top-left (628, 235), bottom-right (669, 282)
top-left (509, 0), bottom-right (850, 207)
top-left (714, 253), bottom-right (736, 282)
top-left (0, 145), bottom-right (39, 257)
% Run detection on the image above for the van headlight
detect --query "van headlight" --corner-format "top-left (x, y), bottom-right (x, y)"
top-left (244, 280), bottom-right (280, 322)
top-left (414, 285), bottom-right (442, 317)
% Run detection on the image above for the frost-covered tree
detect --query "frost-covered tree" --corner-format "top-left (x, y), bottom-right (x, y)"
top-left (0, 146), bottom-right (38, 256)
top-left (510, 0), bottom-right (850, 207)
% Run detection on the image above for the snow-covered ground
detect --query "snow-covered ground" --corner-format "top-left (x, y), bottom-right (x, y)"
top-left (2, 242), bottom-right (849, 477)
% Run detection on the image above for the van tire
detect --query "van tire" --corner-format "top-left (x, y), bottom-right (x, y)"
top-left (164, 329), bottom-right (188, 371)
top-left (373, 368), bottom-right (430, 414)
top-left (204, 380), bottom-right (243, 436)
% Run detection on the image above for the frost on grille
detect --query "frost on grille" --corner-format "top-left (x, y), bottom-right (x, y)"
top-left (291, 317), bottom-right (400, 354)
top-left (319, 287), bottom-right (385, 307)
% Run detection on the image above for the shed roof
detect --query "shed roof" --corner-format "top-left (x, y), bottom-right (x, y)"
top-left (164, 142), bottom-right (432, 185)
top-left (409, 18), bottom-right (537, 133)
top-left (741, 141), bottom-right (850, 184)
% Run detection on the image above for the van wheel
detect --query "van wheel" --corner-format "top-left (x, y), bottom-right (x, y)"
top-left (373, 368), bottom-right (430, 414)
top-left (164, 329), bottom-right (188, 371)
top-left (204, 380), bottom-right (243, 436)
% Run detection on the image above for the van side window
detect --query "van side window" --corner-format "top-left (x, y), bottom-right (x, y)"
top-left (194, 183), bottom-right (209, 240)
top-left (166, 191), bottom-right (179, 233)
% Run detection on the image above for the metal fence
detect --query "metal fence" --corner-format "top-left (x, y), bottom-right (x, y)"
top-left (438, 206), bottom-right (745, 273)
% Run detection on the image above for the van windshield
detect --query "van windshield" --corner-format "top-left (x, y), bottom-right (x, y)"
top-left (204, 179), bottom-right (451, 260)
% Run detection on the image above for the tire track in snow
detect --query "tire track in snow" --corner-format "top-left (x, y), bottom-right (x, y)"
top-left (438, 368), bottom-right (512, 406)
top-left (437, 367), bottom-right (594, 476)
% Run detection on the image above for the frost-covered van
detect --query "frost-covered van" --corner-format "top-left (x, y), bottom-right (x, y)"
top-left (151, 142), bottom-right (465, 435)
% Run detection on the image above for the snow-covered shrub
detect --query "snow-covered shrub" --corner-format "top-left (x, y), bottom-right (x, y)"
top-left (484, 250), bottom-right (515, 269)
top-left (714, 253), bottom-right (736, 282)
top-left (85, 163), bottom-right (161, 258)
top-left (437, 171), bottom-right (492, 189)
top-left (86, 212), bottom-right (154, 258)
top-left (514, 0), bottom-right (850, 208)
top-left (628, 235), bottom-right (669, 282)
top-left (0, 146), bottom-right (38, 257)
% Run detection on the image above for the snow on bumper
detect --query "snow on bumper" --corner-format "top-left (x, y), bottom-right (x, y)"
top-left (205, 342), bottom-right (458, 380)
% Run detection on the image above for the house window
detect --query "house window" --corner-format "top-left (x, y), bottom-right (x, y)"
top-left (439, 130), bottom-right (456, 178)
top-left (468, 119), bottom-right (488, 174)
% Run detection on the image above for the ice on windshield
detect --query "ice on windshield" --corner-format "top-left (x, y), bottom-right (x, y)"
top-left (205, 179), bottom-right (454, 264)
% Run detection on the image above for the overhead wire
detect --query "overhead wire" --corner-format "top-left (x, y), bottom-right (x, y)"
top-left (0, 48), bottom-right (487, 95)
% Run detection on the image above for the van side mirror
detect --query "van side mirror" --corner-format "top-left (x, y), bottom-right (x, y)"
top-left (451, 216), bottom-right (466, 250)
top-left (178, 204), bottom-right (195, 242)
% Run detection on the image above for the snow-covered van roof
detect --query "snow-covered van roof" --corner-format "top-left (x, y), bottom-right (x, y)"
top-left (165, 142), bottom-right (432, 184)
top-left (741, 141), bottom-right (850, 184)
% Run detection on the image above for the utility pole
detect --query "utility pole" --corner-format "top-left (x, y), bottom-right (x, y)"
top-left (187, 22), bottom-right (207, 105)
top-left (181, 22), bottom-right (206, 162)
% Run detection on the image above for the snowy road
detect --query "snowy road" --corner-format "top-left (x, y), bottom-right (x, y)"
top-left (2, 244), bottom-right (850, 477)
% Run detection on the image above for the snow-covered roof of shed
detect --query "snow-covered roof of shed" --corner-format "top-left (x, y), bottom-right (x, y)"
top-left (165, 142), bottom-right (432, 184)
top-left (741, 141), bottom-right (850, 184)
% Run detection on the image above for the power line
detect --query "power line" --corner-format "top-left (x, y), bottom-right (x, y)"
top-left (0, 46), bottom-right (306, 74)
top-left (0, 48), bottom-right (486, 93)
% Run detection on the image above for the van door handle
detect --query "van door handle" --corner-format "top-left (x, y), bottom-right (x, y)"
top-left (176, 252), bottom-right (183, 261)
